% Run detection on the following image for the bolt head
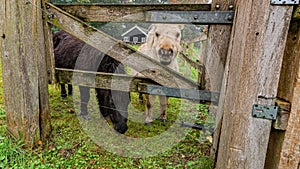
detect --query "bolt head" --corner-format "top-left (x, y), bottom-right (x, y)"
top-left (227, 15), bottom-right (233, 21)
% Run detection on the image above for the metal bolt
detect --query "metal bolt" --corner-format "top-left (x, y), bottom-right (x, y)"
top-left (227, 15), bottom-right (233, 21)
top-left (228, 5), bottom-right (234, 10)
top-left (48, 14), bottom-right (54, 19)
top-left (193, 15), bottom-right (198, 20)
top-left (215, 4), bottom-right (220, 10)
top-left (162, 16), bottom-right (167, 20)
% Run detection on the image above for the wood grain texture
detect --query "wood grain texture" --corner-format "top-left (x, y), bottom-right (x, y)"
top-left (43, 0), bottom-right (56, 84)
top-left (53, 4), bottom-right (210, 23)
top-left (0, 0), bottom-right (4, 58)
top-left (277, 20), bottom-right (300, 101)
top-left (55, 68), bottom-right (158, 92)
top-left (215, 0), bottom-right (293, 168)
top-left (277, 81), bottom-right (300, 169)
top-left (2, 0), bottom-right (51, 146)
top-left (266, 16), bottom-right (300, 169)
top-left (46, 3), bottom-right (198, 89)
top-left (273, 99), bottom-right (291, 130)
top-left (208, 0), bottom-right (235, 162)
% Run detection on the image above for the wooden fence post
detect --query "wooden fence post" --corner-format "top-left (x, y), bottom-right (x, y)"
top-left (1, 0), bottom-right (51, 146)
top-left (214, 1), bottom-right (293, 168)
top-left (265, 6), bottom-right (300, 169)
top-left (206, 0), bottom-right (235, 160)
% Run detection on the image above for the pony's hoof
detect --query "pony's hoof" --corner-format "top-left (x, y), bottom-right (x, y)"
top-left (61, 94), bottom-right (67, 99)
top-left (160, 118), bottom-right (167, 123)
top-left (145, 122), bottom-right (152, 125)
top-left (77, 112), bottom-right (91, 120)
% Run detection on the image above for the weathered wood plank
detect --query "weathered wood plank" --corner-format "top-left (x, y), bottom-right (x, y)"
top-left (273, 99), bottom-right (291, 130)
top-left (215, 0), bottom-right (293, 168)
top-left (2, 0), bottom-right (51, 146)
top-left (46, 3), bottom-right (198, 89)
top-left (276, 19), bottom-right (300, 169)
top-left (277, 81), bottom-right (300, 168)
top-left (43, 1), bottom-right (56, 84)
top-left (56, 68), bottom-right (218, 103)
top-left (51, 0), bottom-right (211, 5)
top-left (55, 68), bottom-right (158, 92)
top-left (265, 16), bottom-right (300, 169)
top-left (277, 20), bottom-right (300, 101)
top-left (208, 0), bottom-right (235, 163)
top-left (51, 4), bottom-right (211, 23)
top-left (0, 0), bottom-right (4, 59)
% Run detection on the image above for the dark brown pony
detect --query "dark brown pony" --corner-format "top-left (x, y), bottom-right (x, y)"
top-left (53, 31), bottom-right (130, 134)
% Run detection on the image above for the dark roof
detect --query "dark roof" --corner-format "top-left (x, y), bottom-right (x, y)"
top-left (121, 25), bottom-right (148, 37)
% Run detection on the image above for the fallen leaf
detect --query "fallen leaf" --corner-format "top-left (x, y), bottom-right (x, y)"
top-left (118, 149), bottom-right (123, 155)
top-left (41, 156), bottom-right (44, 163)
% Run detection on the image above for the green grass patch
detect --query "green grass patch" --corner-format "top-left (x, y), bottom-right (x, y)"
top-left (0, 46), bottom-right (215, 168)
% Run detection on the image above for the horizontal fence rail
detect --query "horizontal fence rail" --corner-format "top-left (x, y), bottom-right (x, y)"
top-left (48, 3), bottom-right (234, 24)
top-left (56, 68), bottom-right (220, 103)
top-left (55, 68), bottom-right (158, 92)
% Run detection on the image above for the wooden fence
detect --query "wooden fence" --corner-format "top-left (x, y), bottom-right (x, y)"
top-left (0, 0), bottom-right (299, 168)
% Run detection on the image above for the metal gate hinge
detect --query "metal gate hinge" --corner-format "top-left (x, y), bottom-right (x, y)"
top-left (271, 0), bottom-right (299, 5)
top-left (252, 104), bottom-right (278, 120)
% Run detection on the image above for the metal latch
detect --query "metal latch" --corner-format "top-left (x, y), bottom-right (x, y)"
top-left (252, 104), bottom-right (278, 120)
top-left (271, 0), bottom-right (299, 5)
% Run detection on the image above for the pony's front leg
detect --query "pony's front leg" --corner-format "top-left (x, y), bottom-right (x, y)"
top-left (145, 94), bottom-right (155, 124)
top-left (159, 96), bottom-right (168, 122)
top-left (78, 86), bottom-right (91, 120)
top-left (60, 84), bottom-right (67, 99)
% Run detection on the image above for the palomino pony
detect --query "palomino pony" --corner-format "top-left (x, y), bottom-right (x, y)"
top-left (133, 24), bottom-right (183, 124)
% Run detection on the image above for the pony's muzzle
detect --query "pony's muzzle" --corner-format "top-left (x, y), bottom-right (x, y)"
top-left (158, 48), bottom-right (174, 65)
top-left (114, 122), bottom-right (128, 134)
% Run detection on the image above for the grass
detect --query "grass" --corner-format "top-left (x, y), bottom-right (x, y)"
top-left (0, 51), bottom-right (215, 168)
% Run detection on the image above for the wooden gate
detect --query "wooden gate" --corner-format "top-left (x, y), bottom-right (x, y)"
top-left (1, 0), bottom-right (299, 168)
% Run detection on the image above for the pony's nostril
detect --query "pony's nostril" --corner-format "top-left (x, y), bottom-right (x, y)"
top-left (159, 48), bottom-right (173, 56)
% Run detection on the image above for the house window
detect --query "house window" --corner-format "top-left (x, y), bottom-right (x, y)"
top-left (133, 37), bottom-right (138, 44)
top-left (141, 37), bottom-right (146, 43)
top-left (123, 36), bottom-right (129, 42)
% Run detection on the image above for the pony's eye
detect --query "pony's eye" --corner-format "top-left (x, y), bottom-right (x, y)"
top-left (155, 32), bottom-right (160, 37)
top-left (176, 33), bottom-right (180, 38)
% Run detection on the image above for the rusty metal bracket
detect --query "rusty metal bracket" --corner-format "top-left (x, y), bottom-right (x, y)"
top-left (271, 0), bottom-right (299, 5)
top-left (252, 104), bottom-right (278, 120)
